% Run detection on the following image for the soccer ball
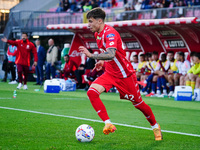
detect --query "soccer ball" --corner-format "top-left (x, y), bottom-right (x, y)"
top-left (75, 124), bottom-right (95, 142)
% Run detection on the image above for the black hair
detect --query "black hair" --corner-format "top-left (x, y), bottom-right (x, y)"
top-left (64, 54), bottom-right (69, 57)
top-left (133, 55), bottom-right (138, 58)
top-left (177, 51), bottom-right (184, 57)
top-left (22, 32), bottom-right (28, 36)
top-left (140, 54), bottom-right (145, 58)
top-left (161, 53), bottom-right (166, 58)
top-left (152, 51), bottom-right (158, 55)
top-left (86, 7), bottom-right (106, 20)
top-left (190, 52), bottom-right (195, 57)
top-left (146, 52), bottom-right (152, 57)
top-left (11, 38), bottom-right (16, 41)
top-left (193, 52), bottom-right (200, 59)
top-left (167, 51), bottom-right (174, 55)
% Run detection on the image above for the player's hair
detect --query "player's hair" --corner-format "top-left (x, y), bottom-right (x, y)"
top-left (11, 38), bottom-right (16, 41)
top-left (161, 53), bottom-right (166, 58)
top-left (177, 51), bottom-right (184, 57)
top-left (22, 32), bottom-right (28, 36)
top-left (190, 52), bottom-right (195, 57)
top-left (167, 51), bottom-right (174, 55)
top-left (64, 54), bottom-right (69, 58)
top-left (133, 55), bottom-right (138, 58)
top-left (86, 7), bottom-right (106, 21)
top-left (152, 51), bottom-right (158, 55)
top-left (193, 52), bottom-right (200, 59)
top-left (140, 54), bottom-right (145, 58)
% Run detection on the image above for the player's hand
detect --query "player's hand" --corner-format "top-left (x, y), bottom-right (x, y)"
top-left (168, 69), bottom-right (173, 73)
top-left (1, 37), bottom-right (7, 43)
top-left (94, 60), bottom-right (104, 71)
top-left (79, 46), bottom-right (92, 58)
top-left (34, 61), bottom-right (37, 66)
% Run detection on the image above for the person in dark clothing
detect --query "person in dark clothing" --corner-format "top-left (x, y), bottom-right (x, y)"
top-left (75, 49), bottom-right (95, 89)
top-left (63, 0), bottom-right (70, 11)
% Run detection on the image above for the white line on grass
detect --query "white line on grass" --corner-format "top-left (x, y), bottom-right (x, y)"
top-left (0, 97), bottom-right (12, 99)
top-left (0, 106), bottom-right (200, 138)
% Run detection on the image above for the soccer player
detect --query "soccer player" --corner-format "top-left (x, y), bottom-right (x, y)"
top-left (79, 8), bottom-right (162, 141)
top-left (1, 33), bottom-right (38, 90)
top-left (185, 52), bottom-right (200, 92)
top-left (174, 51), bottom-right (191, 86)
top-left (167, 51), bottom-right (178, 97)
top-left (141, 51), bottom-right (160, 97)
top-left (154, 53), bottom-right (170, 97)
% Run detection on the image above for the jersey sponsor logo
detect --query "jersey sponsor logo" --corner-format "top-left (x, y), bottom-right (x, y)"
top-left (108, 37), bottom-right (114, 41)
top-left (106, 34), bottom-right (115, 38)
top-left (109, 42), bottom-right (114, 46)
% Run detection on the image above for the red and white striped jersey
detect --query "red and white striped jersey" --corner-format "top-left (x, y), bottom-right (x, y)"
top-left (94, 24), bottom-right (135, 78)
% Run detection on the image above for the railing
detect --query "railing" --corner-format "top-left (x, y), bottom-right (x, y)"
top-left (119, 6), bottom-right (200, 20)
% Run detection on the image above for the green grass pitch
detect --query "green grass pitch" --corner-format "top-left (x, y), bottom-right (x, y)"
top-left (0, 82), bottom-right (200, 150)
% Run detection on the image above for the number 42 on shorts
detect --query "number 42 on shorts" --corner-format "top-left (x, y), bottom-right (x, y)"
top-left (124, 94), bottom-right (135, 101)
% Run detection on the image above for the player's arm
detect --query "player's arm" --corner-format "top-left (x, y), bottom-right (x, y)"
top-left (90, 48), bottom-right (116, 60)
top-left (79, 46), bottom-right (116, 60)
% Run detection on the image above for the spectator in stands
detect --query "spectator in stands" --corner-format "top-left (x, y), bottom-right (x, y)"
top-left (91, 0), bottom-right (99, 8)
top-left (167, 51), bottom-right (178, 97)
top-left (75, 49), bottom-right (96, 89)
top-left (185, 52), bottom-right (200, 93)
top-left (174, 51), bottom-right (191, 86)
top-left (63, 0), bottom-right (70, 12)
top-left (35, 39), bottom-right (46, 85)
top-left (134, 0), bottom-right (142, 11)
top-left (131, 55), bottom-right (139, 70)
top-left (83, 2), bottom-right (93, 12)
top-left (70, 0), bottom-right (79, 12)
top-left (60, 54), bottom-right (78, 80)
top-left (56, 0), bottom-right (64, 12)
top-left (1, 33), bottom-right (38, 90)
top-left (46, 38), bottom-right (58, 79)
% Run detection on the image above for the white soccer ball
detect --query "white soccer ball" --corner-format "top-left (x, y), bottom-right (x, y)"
top-left (75, 124), bottom-right (95, 142)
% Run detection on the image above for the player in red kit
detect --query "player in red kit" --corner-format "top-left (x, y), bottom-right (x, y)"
top-left (79, 8), bottom-right (162, 141)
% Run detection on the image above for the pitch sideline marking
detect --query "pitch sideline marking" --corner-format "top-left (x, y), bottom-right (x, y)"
top-left (0, 106), bottom-right (200, 138)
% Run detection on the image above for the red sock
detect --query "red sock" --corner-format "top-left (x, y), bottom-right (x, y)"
top-left (134, 101), bottom-right (157, 126)
top-left (87, 88), bottom-right (110, 121)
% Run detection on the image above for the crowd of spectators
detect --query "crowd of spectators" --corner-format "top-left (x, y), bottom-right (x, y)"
top-left (124, 0), bottom-right (200, 11)
top-left (56, 0), bottom-right (200, 13)
top-left (56, 0), bottom-right (117, 13)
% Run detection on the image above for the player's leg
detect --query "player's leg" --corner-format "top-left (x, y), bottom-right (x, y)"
top-left (190, 74), bottom-right (198, 93)
top-left (168, 74), bottom-right (174, 96)
top-left (87, 73), bottom-right (116, 135)
top-left (179, 75), bottom-right (185, 86)
top-left (185, 74), bottom-right (191, 86)
top-left (195, 77), bottom-right (200, 89)
top-left (117, 74), bottom-right (162, 140)
top-left (160, 75), bottom-right (167, 96)
top-left (156, 76), bottom-right (162, 95)
top-left (146, 75), bottom-right (157, 97)
top-left (174, 73), bottom-right (180, 86)
top-left (16, 64), bottom-right (23, 89)
top-left (23, 65), bottom-right (29, 90)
